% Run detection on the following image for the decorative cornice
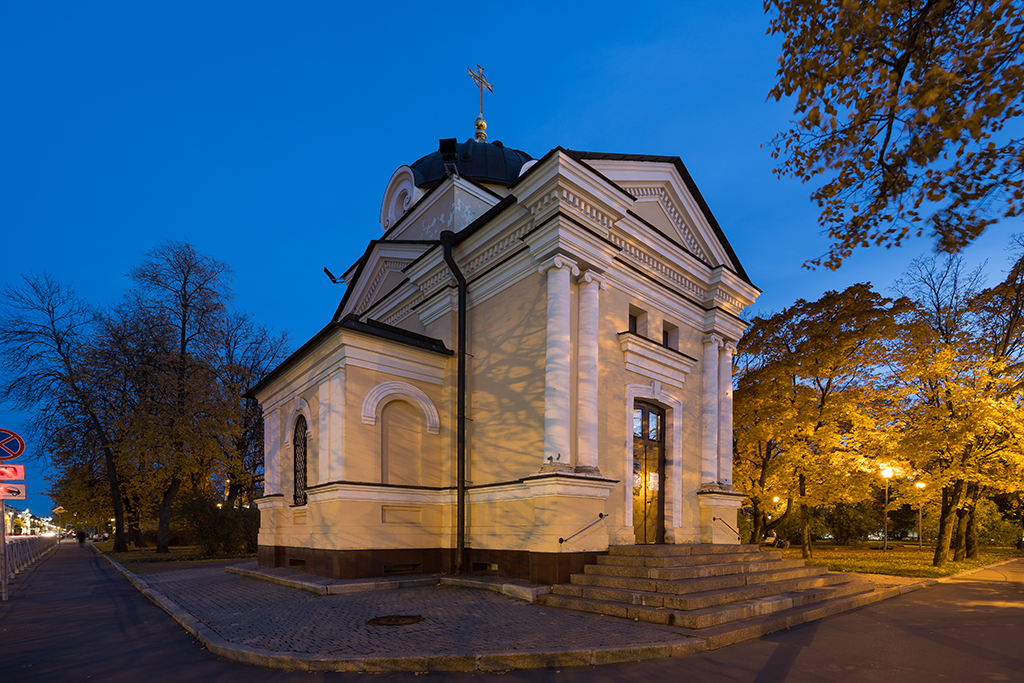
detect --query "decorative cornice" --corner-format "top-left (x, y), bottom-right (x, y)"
top-left (527, 187), bottom-right (615, 232)
top-left (713, 287), bottom-right (743, 312)
top-left (609, 232), bottom-right (707, 301)
top-left (462, 223), bottom-right (532, 279)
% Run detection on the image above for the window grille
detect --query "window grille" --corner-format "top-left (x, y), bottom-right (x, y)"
top-left (293, 415), bottom-right (308, 506)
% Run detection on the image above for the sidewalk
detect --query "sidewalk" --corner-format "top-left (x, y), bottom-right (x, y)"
top-left (5, 542), bottom-right (1023, 682)
top-left (95, 545), bottom-right (948, 673)
top-left (105, 553), bottom-right (706, 671)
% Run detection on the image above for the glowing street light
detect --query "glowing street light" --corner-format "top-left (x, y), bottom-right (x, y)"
top-left (881, 468), bottom-right (894, 552)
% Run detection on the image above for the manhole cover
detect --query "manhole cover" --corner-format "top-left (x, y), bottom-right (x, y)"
top-left (367, 615), bottom-right (424, 626)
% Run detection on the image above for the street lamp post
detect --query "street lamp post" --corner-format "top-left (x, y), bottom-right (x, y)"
top-left (881, 468), bottom-right (894, 552)
top-left (916, 482), bottom-right (926, 551)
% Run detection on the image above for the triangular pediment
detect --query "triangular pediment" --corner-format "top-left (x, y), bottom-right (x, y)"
top-left (336, 241), bottom-right (434, 320)
top-left (565, 152), bottom-right (748, 280)
top-left (628, 188), bottom-right (715, 265)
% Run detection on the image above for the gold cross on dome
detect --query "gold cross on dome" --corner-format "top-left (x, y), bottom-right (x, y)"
top-left (468, 64), bottom-right (493, 117)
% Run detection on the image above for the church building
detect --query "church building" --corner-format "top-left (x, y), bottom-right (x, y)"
top-left (249, 84), bottom-right (760, 585)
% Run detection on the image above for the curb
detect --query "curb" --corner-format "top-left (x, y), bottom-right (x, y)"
top-left (95, 549), bottom-right (1021, 672)
top-left (94, 548), bottom-right (704, 672)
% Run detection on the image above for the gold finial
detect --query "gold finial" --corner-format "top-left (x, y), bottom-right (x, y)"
top-left (468, 64), bottom-right (492, 143)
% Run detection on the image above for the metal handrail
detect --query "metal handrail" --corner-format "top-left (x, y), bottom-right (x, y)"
top-left (559, 513), bottom-right (606, 545)
top-left (712, 516), bottom-right (741, 541)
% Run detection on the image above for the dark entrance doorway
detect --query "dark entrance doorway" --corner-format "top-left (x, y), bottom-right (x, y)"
top-left (632, 401), bottom-right (665, 544)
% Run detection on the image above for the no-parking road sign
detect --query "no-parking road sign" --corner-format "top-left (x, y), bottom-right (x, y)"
top-left (0, 464), bottom-right (25, 480)
top-left (0, 483), bottom-right (27, 500)
top-left (0, 428), bottom-right (26, 461)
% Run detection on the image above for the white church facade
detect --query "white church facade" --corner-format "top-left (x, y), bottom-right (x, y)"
top-left (249, 130), bottom-right (759, 584)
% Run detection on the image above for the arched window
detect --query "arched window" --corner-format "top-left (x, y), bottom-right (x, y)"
top-left (293, 415), bottom-right (308, 505)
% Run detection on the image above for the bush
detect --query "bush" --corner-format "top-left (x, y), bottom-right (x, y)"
top-left (775, 508), bottom-right (830, 545)
top-left (825, 501), bottom-right (878, 545)
top-left (175, 489), bottom-right (257, 555)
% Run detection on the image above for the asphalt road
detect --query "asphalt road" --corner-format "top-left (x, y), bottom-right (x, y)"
top-left (1, 542), bottom-right (1021, 683)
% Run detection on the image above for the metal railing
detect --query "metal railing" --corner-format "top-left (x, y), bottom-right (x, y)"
top-left (559, 513), bottom-right (607, 545)
top-left (4, 535), bottom-right (58, 578)
top-left (712, 516), bottom-right (742, 542)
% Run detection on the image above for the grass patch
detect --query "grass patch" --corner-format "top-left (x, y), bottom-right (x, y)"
top-left (94, 541), bottom-right (255, 565)
top-left (776, 543), bottom-right (1023, 579)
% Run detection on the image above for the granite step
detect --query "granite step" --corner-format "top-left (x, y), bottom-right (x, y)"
top-left (595, 550), bottom-right (779, 568)
top-left (671, 585), bottom-right (889, 650)
top-left (587, 557), bottom-right (806, 581)
top-left (552, 571), bottom-right (852, 612)
top-left (607, 543), bottom-right (761, 557)
top-left (539, 578), bottom-right (873, 629)
top-left (572, 564), bottom-right (828, 594)
top-left (670, 580), bottom-right (874, 629)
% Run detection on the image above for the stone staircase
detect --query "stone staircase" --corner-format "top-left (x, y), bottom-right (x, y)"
top-left (538, 544), bottom-right (877, 648)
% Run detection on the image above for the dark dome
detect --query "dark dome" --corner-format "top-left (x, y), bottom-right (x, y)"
top-left (410, 138), bottom-right (532, 190)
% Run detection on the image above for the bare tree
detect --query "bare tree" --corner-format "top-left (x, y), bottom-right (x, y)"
top-left (0, 274), bottom-right (129, 551)
top-left (127, 241), bottom-right (233, 553)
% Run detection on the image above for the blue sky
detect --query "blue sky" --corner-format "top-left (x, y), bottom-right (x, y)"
top-left (2, 1), bottom-right (1019, 518)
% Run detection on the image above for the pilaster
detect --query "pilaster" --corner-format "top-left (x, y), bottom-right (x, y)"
top-left (264, 408), bottom-right (280, 495)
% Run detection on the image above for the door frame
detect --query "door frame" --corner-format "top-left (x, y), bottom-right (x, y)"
top-left (623, 383), bottom-right (685, 542)
top-left (632, 400), bottom-right (666, 544)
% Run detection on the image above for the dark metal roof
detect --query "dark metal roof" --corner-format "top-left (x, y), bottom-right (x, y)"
top-left (243, 316), bottom-right (451, 400)
top-left (411, 138), bottom-right (532, 190)
top-left (337, 314), bottom-right (452, 355)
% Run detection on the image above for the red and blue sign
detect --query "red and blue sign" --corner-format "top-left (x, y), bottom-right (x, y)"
top-left (0, 428), bottom-right (25, 461)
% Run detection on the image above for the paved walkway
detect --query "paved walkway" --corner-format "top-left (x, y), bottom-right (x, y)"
top-left (3, 542), bottom-right (1023, 681)
top-left (117, 557), bottom-right (704, 671)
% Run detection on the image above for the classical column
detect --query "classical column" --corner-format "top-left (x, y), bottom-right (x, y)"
top-left (318, 370), bottom-right (346, 484)
top-left (540, 255), bottom-right (579, 472)
top-left (264, 409), bottom-right (279, 495)
top-left (701, 334), bottom-right (722, 485)
top-left (576, 270), bottom-right (605, 474)
top-left (718, 341), bottom-right (736, 488)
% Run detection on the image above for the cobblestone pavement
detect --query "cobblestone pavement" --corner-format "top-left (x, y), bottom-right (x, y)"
top-left (141, 565), bottom-right (690, 661)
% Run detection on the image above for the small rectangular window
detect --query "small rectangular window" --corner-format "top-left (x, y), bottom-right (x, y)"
top-left (628, 305), bottom-right (648, 337)
top-left (663, 322), bottom-right (679, 350)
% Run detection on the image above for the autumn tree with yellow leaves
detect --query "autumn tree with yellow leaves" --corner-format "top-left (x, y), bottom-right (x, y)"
top-left (890, 251), bottom-right (1024, 565)
top-left (734, 284), bottom-right (908, 556)
top-left (766, 0), bottom-right (1024, 269)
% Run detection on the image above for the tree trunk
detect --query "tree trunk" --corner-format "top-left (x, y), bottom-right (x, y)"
top-left (122, 496), bottom-right (146, 548)
top-left (156, 476), bottom-right (182, 553)
top-left (965, 483), bottom-right (980, 560)
top-left (101, 444), bottom-right (128, 553)
top-left (965, 507), bottom-right (979, 560)
top-left (953, 507), bottom-right (968, 562)
top-left (933, 480), bottom-right (965, 567)
top-left (799, 474), bottom-right (812, 559)
top-left (749, 500), bottom-right (764, 545)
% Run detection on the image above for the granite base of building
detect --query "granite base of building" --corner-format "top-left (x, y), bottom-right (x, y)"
top-left (257, 545), bottom-right (603, 586)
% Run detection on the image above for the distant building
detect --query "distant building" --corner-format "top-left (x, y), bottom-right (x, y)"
top-left (249, 123), bottom-right (759, 584)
